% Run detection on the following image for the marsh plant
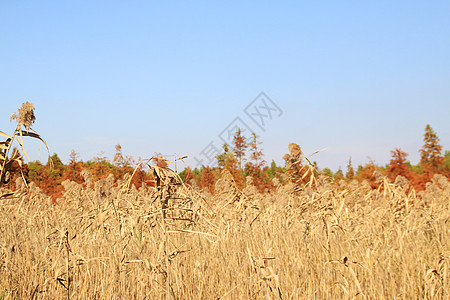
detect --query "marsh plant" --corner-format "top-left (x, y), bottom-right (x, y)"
top-left (0, 103), bottom-right (449, 299)
top-left (0, 102), bottom-right (49, 190)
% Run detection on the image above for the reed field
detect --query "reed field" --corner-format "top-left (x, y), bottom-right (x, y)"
top-left (0, 168), bottom-right (449, 299)
top-left (0, 103), bottom-right (449, 299)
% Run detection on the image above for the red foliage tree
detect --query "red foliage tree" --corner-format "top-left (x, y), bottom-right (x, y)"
top-left (90, 152), bottom-right (113, 181)
top-left (63, 149), bottom-right (84, 184)
top-left (387, 148), bottom-right (410, 182)
top-left (356, 162), bottom-right (381, 189)
top-left (216, 143), bottom-right (244, 189)
top-left (197, 166), bottom-right (215, 194)
top-left (244, 163), bottom-right (273, 192)
top-left (180, 166), bottom-right (194, 186)
top-left (225, 152), bottom-right (244, 189)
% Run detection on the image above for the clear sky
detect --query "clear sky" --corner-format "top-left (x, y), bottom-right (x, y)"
top-left (1, 1), bottom-right (449, 171)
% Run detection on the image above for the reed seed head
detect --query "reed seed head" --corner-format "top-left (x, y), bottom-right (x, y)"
top-left (10, 101), bottom-right (36, 129)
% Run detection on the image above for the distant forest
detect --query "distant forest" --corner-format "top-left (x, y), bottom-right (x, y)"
top-left (2, 104), bottom-right (449, 202)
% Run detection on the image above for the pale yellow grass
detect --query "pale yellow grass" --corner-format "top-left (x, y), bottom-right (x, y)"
top-left (0, 173), bottom-right (449, 299)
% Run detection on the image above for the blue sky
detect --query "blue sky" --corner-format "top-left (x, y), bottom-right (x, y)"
top-left (1, 1), bottom-right (449, 171)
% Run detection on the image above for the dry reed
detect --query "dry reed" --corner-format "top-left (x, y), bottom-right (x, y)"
top-left (0, 170), bottom-right (448, 299)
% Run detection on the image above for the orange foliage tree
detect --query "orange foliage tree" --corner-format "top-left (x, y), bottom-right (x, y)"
top-left (232, 128), bottom-right (247, 170)
top-left (245, 132), bottom-right (270, 192)
top-left (179, 166), bottom-right (194, 186)
top-left (89, 152), bottom-right (114, 181)
top-left (345, 157), bottom-right (354, 180)
top-left (419, 124), bottom-right (444, 174)
top-left (387, 148), bottom-right (410, 182)
top-left (355, 162), bottom-right (381, 189)
top-left (216, 143), bottom-right (244, 189)
top-left (63, 149), bottom-right (84, 184)
top-left (197, 166), bottom-right (215, 194)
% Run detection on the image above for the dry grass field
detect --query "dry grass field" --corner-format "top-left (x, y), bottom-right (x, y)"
top-left (0, 168), bottom-right (449, 299)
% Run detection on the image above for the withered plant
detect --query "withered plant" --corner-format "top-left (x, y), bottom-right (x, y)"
top-left (0, 102), bottom-right (50, 190)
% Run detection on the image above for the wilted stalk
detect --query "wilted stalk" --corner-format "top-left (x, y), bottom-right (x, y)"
top-left (0, 102), bottom-right (50, 189)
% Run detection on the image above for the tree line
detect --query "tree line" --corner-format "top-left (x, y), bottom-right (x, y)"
top-left (3, 124), bottom-right (449, 201)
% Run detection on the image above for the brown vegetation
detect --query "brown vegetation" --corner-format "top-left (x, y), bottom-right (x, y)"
top-left (0, 169), bottom-right (449, 298)
top-left (0, 104), bottom-right (449, 298)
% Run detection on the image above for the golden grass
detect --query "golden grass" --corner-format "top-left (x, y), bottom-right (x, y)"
top-left (0, 172), bottom-right (449, 299)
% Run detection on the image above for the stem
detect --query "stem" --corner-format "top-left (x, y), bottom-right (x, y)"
top-left (0, 128), bottom-right (19, 188)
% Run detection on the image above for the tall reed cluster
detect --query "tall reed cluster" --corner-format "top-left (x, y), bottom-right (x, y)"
top-left (0, 170), bottom-right (448, 299)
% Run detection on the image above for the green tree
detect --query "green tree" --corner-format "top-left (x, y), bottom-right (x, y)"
top-left (27, 160), bottom-right (44, 184)
top-left (89, 152), bottom-right (114, 181)
top-left (47, 153), bottom-right (64, 180)
top-left (345, 157), bottom-right (354, 180)
top-left (334, 168), bottom-right (344, 181)
top-left (265, 160), bottom-right (280, 178)
top-left (322, 167), bottom-right (333, 179)
top-left (216, 144), bottom-right (230, 168)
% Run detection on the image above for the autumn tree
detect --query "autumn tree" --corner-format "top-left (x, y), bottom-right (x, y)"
top-left (243, 133), bottom-right (268, 191)
top-left (64, 149), bottom-right (84, 183)
top-left (89, 152), bottom-right (114, 181)
top-left (232, 128), bottom-right (247, 170)
top-left (445, 151), bottom-right (450, 169)
top-left (216, 144), bottom-right (230, 169)
top-left (179, 166), bottom-right (194, 186)
top-left (249, 132), bottom-right (265, 168)
top-left (334, 168), bottom-right (344, 181)
top-left (197, 166), bottom-right (215, 194)
top-left (215, 143), bottom-right (243, 189)
top-left (225, 152), bottom-right (244, 189)
top-left (419, 124), bottom-right (444, 171)
top-left (345, 157), bottom-right (354, 180)
top-left (38, 153), bottom-right (66, 201)
top-left (244, 163), bottom-right (273, 192)
top-left (355, 162), bottom-right (381, 189)
top-left (386, 148), bottom-right (410, 182)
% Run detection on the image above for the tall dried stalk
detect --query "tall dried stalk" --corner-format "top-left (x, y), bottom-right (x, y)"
top-left (0, 102), bottom-right (50, 189)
